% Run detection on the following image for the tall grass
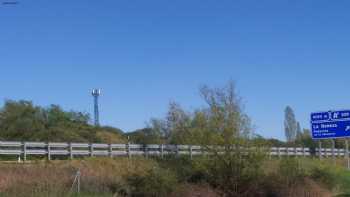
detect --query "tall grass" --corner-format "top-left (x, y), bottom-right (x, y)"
top-left (0, 157), bottom-right (349, 197)
top-left (0, 158), bottom-right (162, 197)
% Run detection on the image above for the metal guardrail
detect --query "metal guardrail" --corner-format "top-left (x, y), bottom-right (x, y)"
top-left (0, 141), bottom-right (347, 161)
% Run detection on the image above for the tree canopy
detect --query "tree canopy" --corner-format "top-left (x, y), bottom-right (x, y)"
top-left (284, 106), bottom-right (297, 142)
top-left (0, 100), bottom-right (125, 143)
top-left (129, 81), bottom-right (254, 146)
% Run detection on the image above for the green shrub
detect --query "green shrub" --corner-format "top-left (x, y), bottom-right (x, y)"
top-left (156, 155), bottom-right (199, 183)
top-left (127, 166), bottom-right (178, 197)
top-left (277, 158), bottom-right (306, 186)
top-left (189, 149), bottom-right (267, 196)
top-left (308, 160), bottom-right (350, 194)
top-left (310, 163), bottom-right (337, 190)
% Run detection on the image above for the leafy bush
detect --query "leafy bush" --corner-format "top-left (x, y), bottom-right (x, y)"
top-left (127, 166), bottom-right (178, 197)
top-left (155, 155), bottom-right (198, 183)
top-left (189, 148), bottom-right (267, 197)
top-left (308, 160), bottom-right (350, 194)
top-left (277, 158), bottom-right (307, 186)
top-left (310, 162), bottom-right (338, 190)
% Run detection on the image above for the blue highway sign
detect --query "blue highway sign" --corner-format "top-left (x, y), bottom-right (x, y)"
top-left (311, 110), bottom-right (350, 139)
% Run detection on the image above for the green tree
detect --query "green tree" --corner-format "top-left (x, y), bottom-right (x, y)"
top-left (284, 106), bottom-right (297, 142)
top-left (296, 121), bottom-right (302, 140)
top-left (198, 81), bottom-right (252, 143)
top-left (295, 129), bottom-right (317, 148)
top-left (149, 81), bottom-right (253, 146)
top-left (0, 100), bottom-right (125, 142)
top-left (148, 81), bottom-right (265, 196)
top-left (128, 127), bottom-right (164, 144)
top-left (165, 102), bottom-right (191, 144)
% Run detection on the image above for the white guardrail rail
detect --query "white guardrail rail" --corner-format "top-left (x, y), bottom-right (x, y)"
top-left (0, 141), bottom-right (347, 161)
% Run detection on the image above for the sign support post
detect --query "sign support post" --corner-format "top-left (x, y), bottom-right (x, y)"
top-left (318, 140), bottom-right (322, 160)
top-left (346, 139), bottom-right (350, 170)
top-left (332, 139), bottom-right (336, 165)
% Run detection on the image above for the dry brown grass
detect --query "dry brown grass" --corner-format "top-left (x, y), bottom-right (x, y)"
top-left (0, 157), bottom-right (157, 196)
top-left (0, 157), bottom-right (339, 197)
top-left (278, 178), bottom-right (332, 197)
top-left (0, 162), bottom-right (73, 196)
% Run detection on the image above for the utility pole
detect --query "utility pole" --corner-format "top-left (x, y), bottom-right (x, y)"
top-left (92, 89), bottom-right (101, 126)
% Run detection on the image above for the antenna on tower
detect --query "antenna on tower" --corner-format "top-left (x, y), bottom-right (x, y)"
top-left (91, 89), bottom-right (101, 126)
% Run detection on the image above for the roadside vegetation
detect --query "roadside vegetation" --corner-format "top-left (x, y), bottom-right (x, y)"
top-left (0, 100), bottom-right (125, 143)
top-left (0, 81), bottom-right (349, 196)
top-left (0, 157), bottom-right (349, 197)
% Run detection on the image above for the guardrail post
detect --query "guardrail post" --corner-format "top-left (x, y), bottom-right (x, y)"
top-left (47, 143), bottom-right (51, 161)
top-left (69, 142), bottom-right (73, 159)
top-left (109, 144), bottom-right (113, 158)
top-left (90, 143), bottom-right (94, 157)
top-left (160, 144), bottom-right (164, 159)
top-left (294, 147), bottom-right (297, 157)
top-left (23, 142), bottom-right (27, 162)
top-left (175, 145), bottom-right (179, 157)
top-left (336, 147), bottom-right (339, 158)
top-left (144, 144), bottom-right (148, 158)
top-left (127, 143), bottom-right (131, 158)
top-left (277, 147), bottom-right (281, 158)
top-left (189, 145), bottom-right (193, 160)
top-left (302, 147), bottom-right (306, 157)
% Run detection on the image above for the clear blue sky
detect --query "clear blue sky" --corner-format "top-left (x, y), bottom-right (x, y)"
top-left (1, 0), bottom-right (350, 140)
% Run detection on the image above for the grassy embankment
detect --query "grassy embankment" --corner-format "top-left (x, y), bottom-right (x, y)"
top-left (0, 156), bottom-right (350, 197)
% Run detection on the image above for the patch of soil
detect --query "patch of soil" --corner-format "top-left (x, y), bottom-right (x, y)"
top-left (170, 184), bottom-right (221, 197)
top-left (281, 178), bottom-right (332, 197)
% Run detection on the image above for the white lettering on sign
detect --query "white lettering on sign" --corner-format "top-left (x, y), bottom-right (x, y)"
top-left (320, 124), bottom-right (337, 129)
top-left (313, 115), bottom-right (323, 119)
top-left (341, 112), bottom-right (350, 118)
top-left (333, 112), bottom-right (339, 119)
